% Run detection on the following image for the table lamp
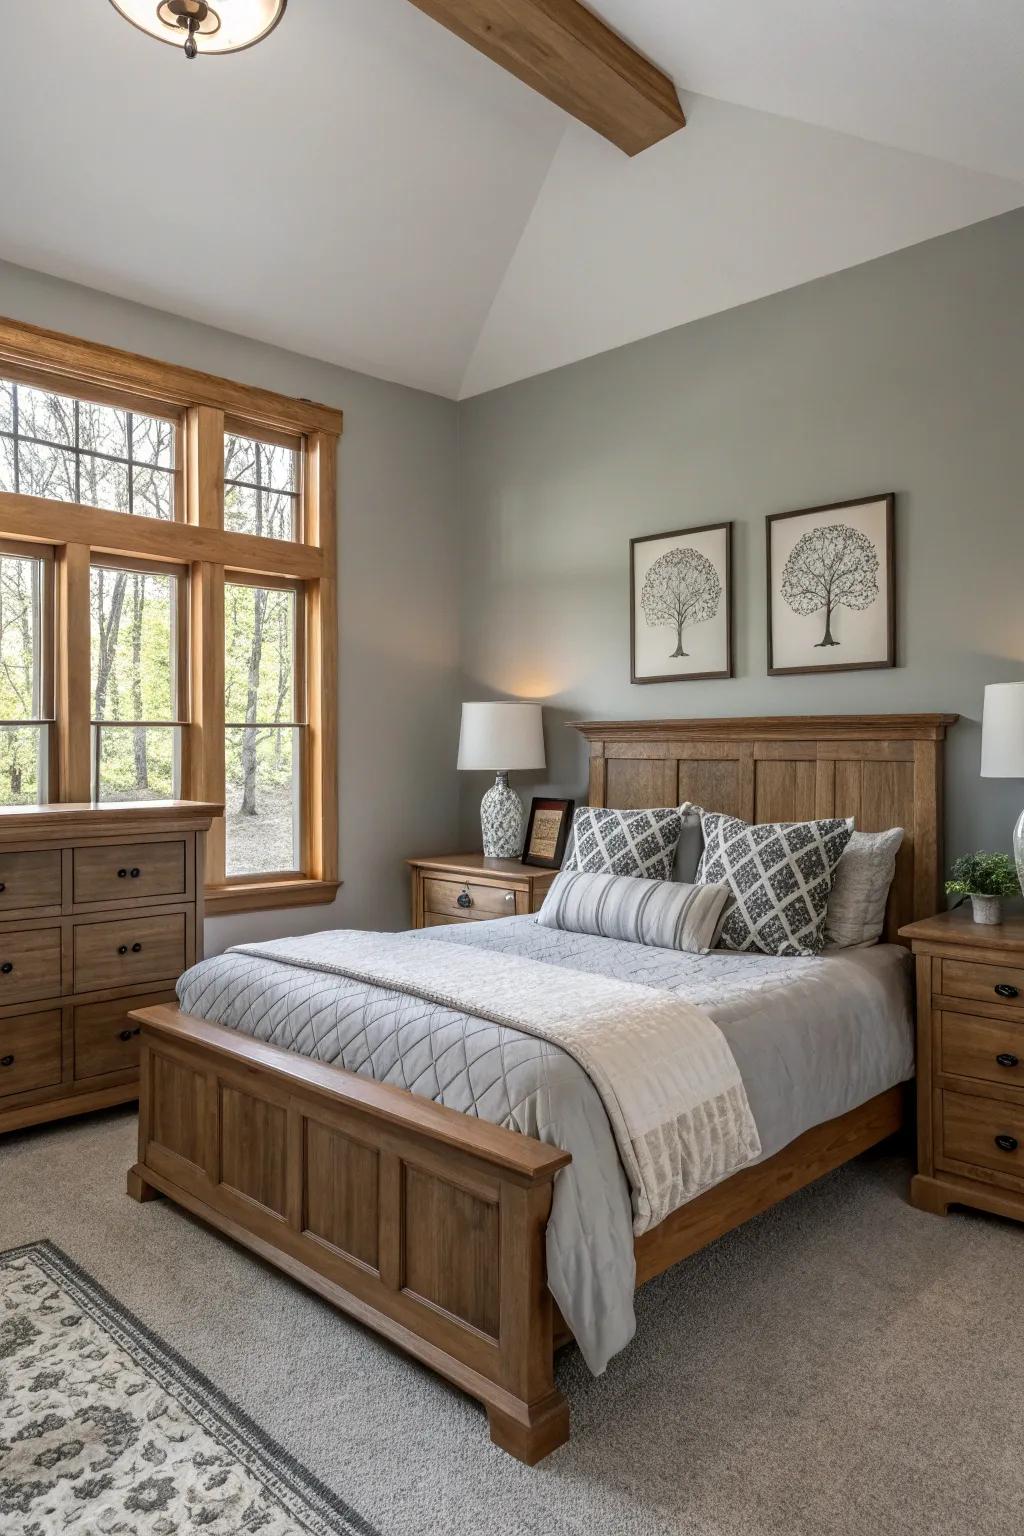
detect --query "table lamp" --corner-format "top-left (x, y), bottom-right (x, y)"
top-left (458, 702), bottom-right (545, 858)
top-left (980, 681), bottom-right (1024, 889)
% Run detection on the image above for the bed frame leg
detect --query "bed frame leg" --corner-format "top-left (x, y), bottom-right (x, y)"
top-left (127, 1163), bottom-right (164, 1203)
top-left (487, 1391), bottom-right (570, 1464)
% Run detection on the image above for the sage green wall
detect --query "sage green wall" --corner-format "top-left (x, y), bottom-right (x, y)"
top-left (457, 209), bottom-right (1024, 871)
top-left (0, 259), bottom-right (463, 952)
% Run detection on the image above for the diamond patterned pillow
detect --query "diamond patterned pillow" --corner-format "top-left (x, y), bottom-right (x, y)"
top-left (696, 808), bottom-right (853, 957)
top-left (563, 806), bottom-right (682, 881)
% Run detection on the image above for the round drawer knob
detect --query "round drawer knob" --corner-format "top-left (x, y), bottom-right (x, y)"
top-left (118, 945), bottom-right (128, 955)
top-left (995, 1133), bottom-right (1019, 1153)
top-left (118, 868), bottom-right (128, 878)
top-left (505, 892), bottom-right (515, 903)
top-left (995, 983), bottom-right (1019, 999)
top-left (130, 868), bottom-right (141, 878)
top-left (0, 1054), bottom-right (13, 1067)
top-left (131, 942), bottom-right (142, 953)
top-left (996, 1053), bottom-right (1020, 1069)
top-left (0, 884), bottom-right (7, 894)
top-left (456, 890), bottom-right (473, 909)
top-left (119, 1029), bottom-right (132, 1042)
top-left (1, 962), bottom-right (13, 975)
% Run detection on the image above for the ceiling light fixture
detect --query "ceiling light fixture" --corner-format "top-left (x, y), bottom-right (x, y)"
top-left (108, 0), bottom-right (286, 60)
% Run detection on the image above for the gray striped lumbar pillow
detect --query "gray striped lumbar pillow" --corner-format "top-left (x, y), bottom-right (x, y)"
top-left (537, 870), bottom-right (731, 953)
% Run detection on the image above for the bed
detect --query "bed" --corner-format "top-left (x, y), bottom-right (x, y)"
top-left (126, 712), bottom-right (956, 1463)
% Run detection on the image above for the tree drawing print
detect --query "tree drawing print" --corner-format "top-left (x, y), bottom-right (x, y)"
top-left (641, 547), bottom-right (721, 658)
top-left (780, 523), bottom-right (879, 647)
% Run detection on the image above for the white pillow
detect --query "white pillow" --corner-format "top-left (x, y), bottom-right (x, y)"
top-left (537, 870), bottom-right (731, 953)
top-left (825, 827), bottom-right (904, 947)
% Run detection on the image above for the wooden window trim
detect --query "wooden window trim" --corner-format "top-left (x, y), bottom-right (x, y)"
top-left (0, 319), bottom-right (341, 915)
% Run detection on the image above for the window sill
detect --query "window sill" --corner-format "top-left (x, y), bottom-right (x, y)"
top-left (204, 878), bottom-right (341, 916)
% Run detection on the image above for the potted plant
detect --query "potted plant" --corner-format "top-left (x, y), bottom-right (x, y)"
top-left (945, 852), bottom-right (1021, 925)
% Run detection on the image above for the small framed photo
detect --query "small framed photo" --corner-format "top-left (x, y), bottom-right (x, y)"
top-left (766, 494), bottom-right (895, 675)
top-left (630, 522), bottom-right (732, 684)
top-left (522, 797), bottom-right (574, 869)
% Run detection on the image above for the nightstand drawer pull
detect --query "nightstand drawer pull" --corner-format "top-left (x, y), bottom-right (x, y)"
top-left (118, 945), bottom-right (128, 955)
top-left (456, 889), bottom-right (473, 909)
top-left (505, 892), bottom-right (515, 903)
top-left (118, 1029), bottom-right (132, 1042)
top-left (994, 983), bottom-right (1019, 999)
top-left (118, 868), bottom-right (128, 878)
top-left (995, 1134), bottom-right (1019, 1153)
top-left (1, 962), bottom-right (13, 975)
top-left (1, 1054), bottom-right (13, 1067)
top-left (996, 1052), bottom-right (1020, 1069)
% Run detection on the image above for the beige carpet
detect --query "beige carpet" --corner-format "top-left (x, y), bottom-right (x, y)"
top-left (1, 1107), bottom-right (1021, 1536)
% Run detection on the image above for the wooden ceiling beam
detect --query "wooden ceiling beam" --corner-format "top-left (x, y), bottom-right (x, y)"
top-left (405, 0), bottom-right (685, 155)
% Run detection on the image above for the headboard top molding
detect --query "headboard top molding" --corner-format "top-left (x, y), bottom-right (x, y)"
top-left (572, 713), bottom-right (958, 938)
top-left (573, 714), bottom-right (958, 744)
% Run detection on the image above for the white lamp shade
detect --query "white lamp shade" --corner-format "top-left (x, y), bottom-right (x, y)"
top-left (457, 702), bottom-right (545, 772)
top-left (981, 683), bottom-right (1024, 778)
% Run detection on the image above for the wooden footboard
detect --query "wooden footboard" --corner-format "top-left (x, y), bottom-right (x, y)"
top-left (126, 1004), bottom-right (571, 1464)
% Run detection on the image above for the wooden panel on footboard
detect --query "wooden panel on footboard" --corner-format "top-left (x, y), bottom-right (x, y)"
top-left (127, 1003), bottom-right (571, 1464)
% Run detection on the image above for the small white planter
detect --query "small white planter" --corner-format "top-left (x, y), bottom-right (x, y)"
top-left (970, 893), bottom-right (1003, 925)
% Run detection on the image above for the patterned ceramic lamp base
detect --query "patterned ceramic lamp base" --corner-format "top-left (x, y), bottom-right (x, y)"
top-left (480, 771), bottom-right (524, 858)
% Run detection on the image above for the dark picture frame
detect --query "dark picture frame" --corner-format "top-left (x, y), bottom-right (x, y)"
top-left (629, 521), bottom-right (733, 685)
top-left (522, 797), bottom-right (575, 869)
top-left (766, 494), bottom-right (895, 676)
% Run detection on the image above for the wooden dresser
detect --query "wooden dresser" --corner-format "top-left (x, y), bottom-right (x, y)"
top-left (901, 905), bottom-right (1024, 1225)
top-left (408, 853), bottom-right (557, 928)
top-left (0, 801), bottom-right (219, 1136)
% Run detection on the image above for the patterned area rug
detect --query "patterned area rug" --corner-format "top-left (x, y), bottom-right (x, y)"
top-left (0, 1240), bottom-right (378, 1535)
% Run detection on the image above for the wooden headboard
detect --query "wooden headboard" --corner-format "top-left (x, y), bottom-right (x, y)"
top-left (573, 714), bottom-right (958, 943)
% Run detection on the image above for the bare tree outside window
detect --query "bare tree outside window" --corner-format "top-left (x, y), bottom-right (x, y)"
top-left (90, 566), bottom-right (178, 800)
top-left (640, 547), bottom-right (722, 658)
top-left (780, 523), bottom-right (879, 647)
top-left (0, 552), bottom-right (47, 804)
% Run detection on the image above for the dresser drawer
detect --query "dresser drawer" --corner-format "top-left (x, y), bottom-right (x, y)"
top-left (940, 958), bottom-right (1024, 1011)
top-left (73, 912), bottom-right (186, 994)
top-left (73, 989), bottom-right (176, 1080)
top-left (423, 877), bottom-right (518, 921)
top-left (0, 1009), bottom-right (62, 1099)
top-left (940, 1010), bottom-right (1024, 1089)
top-left (73, 840), bottom-right (187, 906)
top-left (0, 927), bottom-right (62, 1005)
top-left (940, 1089), bottom-right (1024, 1181)
top-left (424, 911), bottom-right (473, 928)
top-left (0, 851), bottom-right (61, 913)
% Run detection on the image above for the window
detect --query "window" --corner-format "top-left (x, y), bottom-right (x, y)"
top-left (224, 578), bottom-right (303, 876)
top-left (0, 374), bottom-right (177, 519)
top-left (224, 427), bottom-right (300, 540)
top-left (90, 560), bottom-right (186, 802)
top-left (0, 544), bottom-right (53, 805)
top-left (0, 316), bottom-right (339, 913)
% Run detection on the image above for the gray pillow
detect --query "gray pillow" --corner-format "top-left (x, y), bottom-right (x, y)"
top-left (562, 806), bottom-right (682, 882)
top-left (825, 827), bottom-right (904, 947)
top-left (672, 803), bottom-right (704, 884)
top-left (538, 870), bottom-right (731, 953)
top-left (696, 809), bottom-right (853, 957)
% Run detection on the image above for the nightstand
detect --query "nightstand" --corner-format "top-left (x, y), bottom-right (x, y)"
top-left (407, 854), bottom-right (557, 929)
top-left (900, 905), bottom-right (1024, 1224)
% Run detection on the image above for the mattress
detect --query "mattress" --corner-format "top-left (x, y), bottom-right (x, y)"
top-left (177, 915), bottom-right (913, 1375)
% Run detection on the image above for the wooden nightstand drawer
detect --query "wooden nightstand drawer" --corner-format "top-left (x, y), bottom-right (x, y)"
top-left (73, 912), bottom-right (186, 994)
top-left (73, 840), bottom-right (187, 906)
top-left (0, 1010), bottom-right (62, 1099)
top-left (0, 851), bottom-right (61, 913)
top-left (940, 1010), bottom-right (1024, 1088)
top-left (423, 877), bottom-right (518, 921)
top-left (940, 958), bottom-right (1024, 1010)
top-left (940, 1089), bottom-right (1024, 1181)
top-left (0, 927), bottom-right (62, 1005)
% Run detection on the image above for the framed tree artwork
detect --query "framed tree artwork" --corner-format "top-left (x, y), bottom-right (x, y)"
top-left (766, 495), bottom-right (895, 675)
top-left (630, 521), bottom-right (732, 684)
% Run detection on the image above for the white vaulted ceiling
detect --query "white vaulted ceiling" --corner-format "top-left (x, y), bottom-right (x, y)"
top-left (2, 0), bottom-right (1022, 399)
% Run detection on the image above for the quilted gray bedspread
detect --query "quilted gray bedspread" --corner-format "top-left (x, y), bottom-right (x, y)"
top-left (177, 917), bottom-right (913, 1375)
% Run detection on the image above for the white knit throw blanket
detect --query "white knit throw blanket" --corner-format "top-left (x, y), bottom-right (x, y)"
top-left (230, 931), bottom-right (762, 1234)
